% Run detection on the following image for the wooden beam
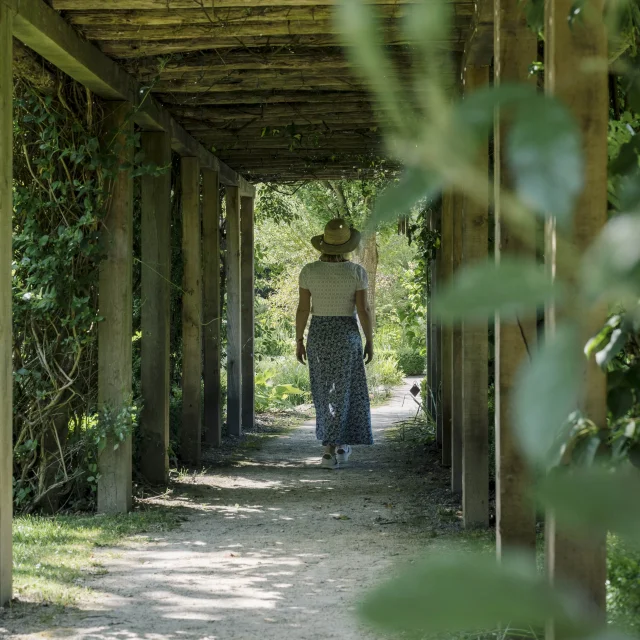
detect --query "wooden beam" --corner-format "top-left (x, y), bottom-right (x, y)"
top-left (433, 204), bottom-right (442, 445)
top-left (139, 132), bottom-right (172, 485)
top-left (157, 91), bottom-right (382, 106)
top-left (241, 196), bottom-right (255, 432)
top-left (226, 186), bottom-right (242, 438)
top-left (203, 169), bottom-right (223, 447)
top-left (462, 65), bottom-right (489, 528)
top-left (97, 102), bottom-right (133, 515)
top-left (66, 6), bottom-right (414, 26)
top-left (1, 0), bottom-right (254, 195)
top-left (463, 0), bottom-right (493, 66)
top-left (544, 0), bottom-right (608, 622)
top-left (493, 0), bottom-right (537, 552)
top-left (98, 36), bottom-right (468, 57)
top-left (441, 192), bottom-right (454, 467)
top-left (54, 0), bottom-right (473, 8)
top-left (451, 193), bottom-right (463, 494)
top-left (181, 157), bottom-right (202, 466)
top-left (0, 4), bottom-right (13, 607)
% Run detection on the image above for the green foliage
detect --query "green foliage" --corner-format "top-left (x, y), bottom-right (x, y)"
top-left (396, 347), bottom-right (425, 376)
top-left (608, 535), bottom-right (640, 632)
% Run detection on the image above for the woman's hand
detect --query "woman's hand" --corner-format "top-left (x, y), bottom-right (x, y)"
top-left (296, 340), bottom-right (307, 365)
top-left (363, 340), bottom-right (374, 364)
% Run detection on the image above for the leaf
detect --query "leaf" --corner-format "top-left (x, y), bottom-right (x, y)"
top-left (595, 327), bottom-right (627, 367)
top-left (582, 213), bottom-right (640, 301)
top-left (360, 550), bottom-right (591, 635)
top-left (610, 137), bottom-right (640, 177)
top-left (431, 258), bottom-right (558, 324)
top-left (536, 467), bottom-right (640, 543)
top-left (513, 324), bottom-right (582, 467)
top-left (369, 167), bottom-right (441, 229)
top-left (507, 96), bottom-right (583, 226)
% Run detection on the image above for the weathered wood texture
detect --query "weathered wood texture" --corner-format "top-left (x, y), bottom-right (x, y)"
top-left (226, 186), bottom-right (242, 437)
top-left (42, 0), bottom-right (471, 179)
top-left (451, 193), bottom-right (463, 494)
top-left (461, 65), bottom-right (489, 527)
top-left (440, 193), bottom-right (454, 467)
top-left (181, 157), bottom-right (203, 466)
top-left (97, 102), bottom-right (134, 515)
top-left (0, 5), bottom-right (13, 607)
top-left (4, 0), bottom-right (254, 194)
top-left (544, 0), bottom-right (608, 621)
top-left (241, 196), bottom-right (256, 432)
top-left (433, 204), bottom-right (443, 444)
top-left (203, 170), bottom-right (223, 447)
top-left (140, 132), bottom-right (172, 485)
top-left (493, 0), bottom-right (537, 552)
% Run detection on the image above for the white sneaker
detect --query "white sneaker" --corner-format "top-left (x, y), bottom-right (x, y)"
top-left (320, 453), bottom-right (338, 469)
top-left (336, 445), bottom-right (352, 464)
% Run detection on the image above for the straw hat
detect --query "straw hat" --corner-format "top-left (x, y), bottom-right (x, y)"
top-left (311, 219), bottom-right (362, 255)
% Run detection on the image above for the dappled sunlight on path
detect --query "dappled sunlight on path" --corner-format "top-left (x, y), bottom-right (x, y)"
top-left (5, 377), bottom-right (464, 640)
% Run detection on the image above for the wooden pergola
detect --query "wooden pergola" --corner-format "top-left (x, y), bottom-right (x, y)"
top-left (0, 0), bottom-right (608, 631)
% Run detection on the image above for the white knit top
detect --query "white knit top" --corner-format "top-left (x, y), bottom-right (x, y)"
top-left (299, 260), bottom-right (369, 317)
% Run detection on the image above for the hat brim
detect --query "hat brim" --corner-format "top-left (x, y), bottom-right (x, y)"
top-left (311, 229), bottom-right (362, 254)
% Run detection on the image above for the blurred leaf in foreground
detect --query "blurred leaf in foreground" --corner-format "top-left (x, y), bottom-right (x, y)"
top-left (513, 324), bottom-right (582, 467)
top-left (536, 467), bottom-right (640, 544)
top-left (368, 167), bottom-right (441, 229)
top-left (431, 258), bottom-right (558, 324)
top-left (360, 550), bottom-right (593, 635)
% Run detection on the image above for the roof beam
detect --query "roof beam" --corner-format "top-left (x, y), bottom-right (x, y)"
top-left (2, 0), bottom-right (254, 195)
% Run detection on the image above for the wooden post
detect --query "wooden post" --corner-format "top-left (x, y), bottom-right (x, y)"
top-left (226, 186), bottom-right (242, 437)
top-left (203, 170), bottom-right (223, 447)
top-left (97, 102), bottom-right (134, 514)
top-left (433, 204), bottom-right (443, 441)
top-left (441, 193), bottom-right (454, 467)
top-left (426, 211), bottom-right (433, 418)
top-left (140, 132), bottom-right (171, 485)
top-left (493, 0), bottom-right (538, 551)
top-left (241, 196), bottom-right (255, 432)
top-left (180, 157), bottom-right (202, 466)
top-left (462, 65), bottom-right (490, 526)
top-left (0, 5), bottom-right (13, 605)
top-left (544, 0), bottom-right (608, 621)
top-left (451, 194), bottom-right (463, 493)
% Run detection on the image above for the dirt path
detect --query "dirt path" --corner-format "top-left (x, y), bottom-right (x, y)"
top-left (7, 378), bottom-right (464, 640)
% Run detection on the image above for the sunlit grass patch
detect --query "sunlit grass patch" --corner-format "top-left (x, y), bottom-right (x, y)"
top-left (12, 509), bottom-right (181, 606)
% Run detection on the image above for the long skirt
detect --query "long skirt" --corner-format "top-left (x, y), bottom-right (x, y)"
top-left (307, 316), bottom-right (373, 446)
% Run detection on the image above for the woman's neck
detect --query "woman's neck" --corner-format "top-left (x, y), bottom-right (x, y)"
top-left (320, 255), bottom-right (348, 263)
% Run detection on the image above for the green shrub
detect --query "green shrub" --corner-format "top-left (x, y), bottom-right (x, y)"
top-left (255, 356), bottom-right (311, 413)
top-left (608, 535), bottom-right (640, 632)
top-left (397, 347), bottom-right (426, 375)
top-left (367, 352), bottom-right (404, 395)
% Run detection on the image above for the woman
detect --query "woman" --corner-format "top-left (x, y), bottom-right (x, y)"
top-left (296, 218), bottom-right (374, 469)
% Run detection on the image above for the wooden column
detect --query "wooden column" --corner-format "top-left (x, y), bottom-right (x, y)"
top-left (203, 170), bottom-right (223, 447)
top-left (0, 5), bottom-right (13, 606)
top-left (441, 193), bottom-right (454, 466)
top-left (241, 196), bottom-right (255, 432)
top-left (97, 102), bottom-right (133, 514)
top-left (544, 0), bottom-right (608, 621)
top-left (433, 204), bottom-right (443, 441)
top-left (451, 194), bottom-right (464, 493)
top-left (493, 0), bottom-right (538, 551)
top-left (139, 133), bottom-right (171, 485)
top-left (226, 186), bottom-right (242, 437)
top-left (180, 157), bottom-right (202, 466)
top-left (462, 65), bottom-right (490, 526)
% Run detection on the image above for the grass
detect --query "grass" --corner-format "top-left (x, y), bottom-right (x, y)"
top-left (12, 509), bottom-right (182, 606)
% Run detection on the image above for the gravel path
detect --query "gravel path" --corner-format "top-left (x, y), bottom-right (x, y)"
top-left (5, 377), bottom-right (463, 640)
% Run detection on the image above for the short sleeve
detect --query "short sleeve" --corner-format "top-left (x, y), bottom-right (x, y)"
top-left (299, 264), bottom-right (310, 290)
top-left (356, 265), bottom-right (369, 290)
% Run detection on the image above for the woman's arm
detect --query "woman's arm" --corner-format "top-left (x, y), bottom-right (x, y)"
top-left (296, 287), bottom-right (311, 364)
top-left (356, 289), bottom-right (374, 363)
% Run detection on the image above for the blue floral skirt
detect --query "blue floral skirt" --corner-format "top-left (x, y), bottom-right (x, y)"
top-left (307, 316), bottom-right (373, 446)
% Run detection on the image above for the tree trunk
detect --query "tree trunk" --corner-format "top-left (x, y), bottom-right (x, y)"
top-left (356, 233), bottom-right (378, 331)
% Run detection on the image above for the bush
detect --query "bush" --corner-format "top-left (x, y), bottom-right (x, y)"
top-left (255, 356), bottom-right (311, 413)
top-left (397, 347), bottom-right (425, 376)
top-left (367, 352), bottom-right (404, 396)
top-left (608, 535), bottom-right (640, 632)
